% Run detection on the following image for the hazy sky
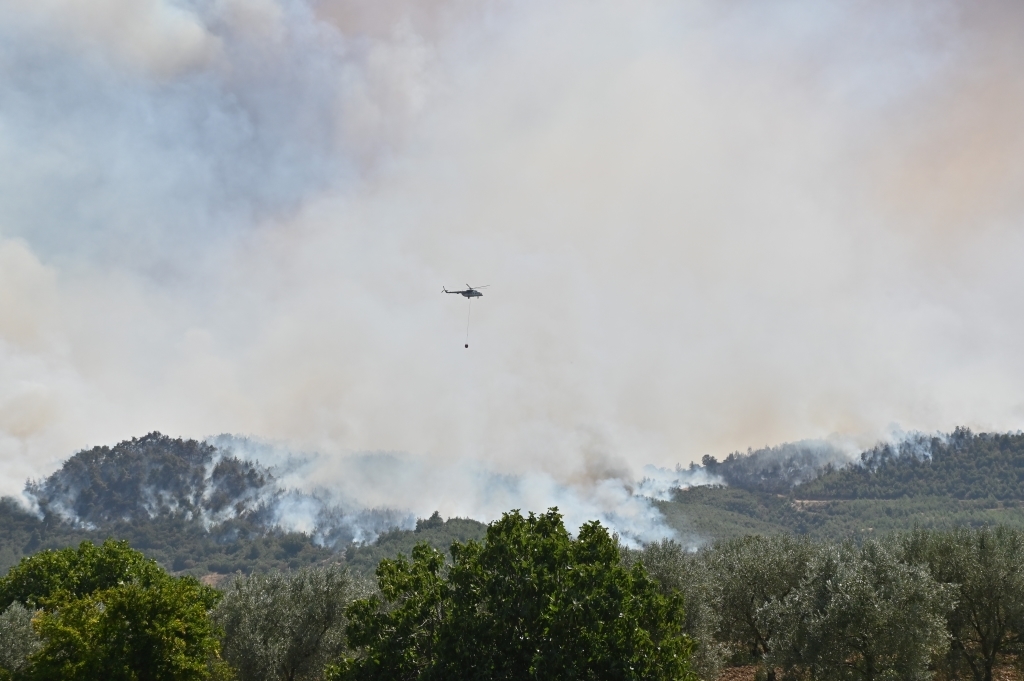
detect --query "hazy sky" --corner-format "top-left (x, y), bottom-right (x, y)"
top-left (1, 0), bottom-right (1023, 514)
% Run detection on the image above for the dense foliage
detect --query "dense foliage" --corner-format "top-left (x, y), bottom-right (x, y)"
top-left (708, 536), bottom-right (815, 679)
top-left (2, 514), bottom-right (1024, 681)
top-left (698, 441), bottom-right (851, 494)
top-left (657, 429), bottom-right (1024, 542)
top-left (0, 603), bottom-right (40, 678)
top-left (5, 429), bottom-right (1024, 679)
top-left (799, 428), bottom-right (1024, 500)
top-left (215, 566), bottom-right (368, 681)
top-left (688, 428), bottom-right (1024, 501)
top-left (26, 433), bottom-right (270, 527)
top-left (0, 540), bottom-right (222, 681)
top-left (342, 513), bottom-right (487, 576)
top-left (334, 509), bottom-right (697, 681)
top-left (0, 498), bottom-right (486, 582)
top-left (7, 428), bottom-right (1024, 582)
top-left (0, 499), bottom-right (337, 577)
top-left (628, 526), bottom-right (1024, 681)
top-left (901, 527), bottom-right (1024, 681)
top-left (764, 541), bottom-right (952, 681)
top-left (0, 433), bottom-right (337, 576)
top-left (0, 434), bottom-right (487, 578)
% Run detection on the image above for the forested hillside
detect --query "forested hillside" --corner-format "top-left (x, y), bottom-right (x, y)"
top-left (5, 428), bottom-right (1024, 579)
top-left (0, 433), bottom-right (486, 577)
top-left (26, 434), bottom-right (271, 526)
top-left (659, 429), bottom-right (1024, 542)
top-left (6, 430), bottom-right (1024, 679)
top-left (696, 439), bottom-right (852, 494)
top-left (0, 495), bottom-right (486, 579)
top-left (799, 428), bottom-right (1024, 500)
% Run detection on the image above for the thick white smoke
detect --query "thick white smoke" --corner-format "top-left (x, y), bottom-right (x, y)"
top-left (212, 434), bottom-right (680, 545)
top-left (2, 0), bottom-right (1024, 537)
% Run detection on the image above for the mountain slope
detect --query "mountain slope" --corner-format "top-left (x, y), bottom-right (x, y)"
top-left (658, 429), bottom-right (1024, 542)
top-left (797, 428), bottom-right (1024, 500)
top-left (6, 428), bottom-right (1024, 577)
top-left (1, 433), bottom-right (486, 578)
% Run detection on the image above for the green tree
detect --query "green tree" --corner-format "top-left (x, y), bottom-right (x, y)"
top-left (339, 543), bottom-right (446, 681)
top-left (0, 538), bottom-right (165, 609)
top-left (902, 526), bottom-right (1024, 681)
top-left (0, 540), bottom-right (222, 681)
top-left (708, 535), bottom-right (814, 680)
top-left (334, 508), bottom-right (696, 681)
top-left (215, 565), bottom-right (364, 681)
top-left (0, 603), bottom-right (41, 679)
top-left (764, 540), bottom-right (951, 681)
top-left (623, 540), bottom-right (726, 681)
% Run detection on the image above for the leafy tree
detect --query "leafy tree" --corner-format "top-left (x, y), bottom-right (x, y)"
top-left (0, 537), bottom-right (168, 609)
top-left (622, 540), bottom-right (726, 680)
top-left (215, 565), bottom-right (366, 681)
top-left (0, 540), bottom-right (222, 681)
top-left (707, 535), bottom-right (814, 680)
top-left (334, 508), bottom-right (696, 681)
top-left (902, 526), bottom-right (1024, 681)
top-left (0, 603), bottom-right (41, 679)
top-left (764, 540), bottom-right (952, 681)
top-left (338, 543), bottom-right (446, 681)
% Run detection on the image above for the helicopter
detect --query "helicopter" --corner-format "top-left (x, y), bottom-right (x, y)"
top-left (444, 285), bottom-right (489, 348)
top-left (443, 284), bottom-right (489, 298)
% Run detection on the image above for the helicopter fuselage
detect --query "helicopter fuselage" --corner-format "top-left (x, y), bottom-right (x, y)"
top-left (444, 287), bottom-right (484, 298)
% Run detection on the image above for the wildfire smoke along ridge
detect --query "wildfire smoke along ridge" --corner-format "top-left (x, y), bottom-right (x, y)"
top-left (1, 1), bottom-right (1024, 524)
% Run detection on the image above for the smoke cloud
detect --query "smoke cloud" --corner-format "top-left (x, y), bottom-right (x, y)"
top-left (2, 0), bottom-right (1024, 536)
top-left (211, 434), bottom-right (679, 545)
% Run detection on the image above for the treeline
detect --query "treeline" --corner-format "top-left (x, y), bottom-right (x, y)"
top-left (798, 428), bottom-right (1024, 500)
top-left (4, 514), bottom-right (1024, 681)
top-left (0, 510), bottom-right (694, 681)
top-left (690, 428), bottom-right (1024, 501)
top-left (0, 432), bottom-right (488, 577)
top-left (27, 432), bottom-right (417, 550)
top-left (0, 500), bottom-right (485, 579)
top-left (0, 433), bottom-right (335, 576)
top-left (627, 526), bottom-right (1024, 681)
top-left (656, 429), bottom-right (1024, 542)
top-left (9, 428), bottom-right (1024, 580)
top-left (697, 440), bottom-right (852, 494)
top-left (0, 499), bottom-right (337, 577)
top-left (26, 433), bottom-right (273, 526)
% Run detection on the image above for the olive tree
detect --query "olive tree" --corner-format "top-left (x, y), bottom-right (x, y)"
top-left (623, 539), bottom-right (726, 681)
top-left (708, 534), bottom-right (814, 680)
top-left (215, 565), bottom-right (364, 681)
top-left (764, 540), bottom-right (952, 681)
top-left (0, 602), bottom-right (41, 678)
top-left (902, 526), bottom-right (1024, 681)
